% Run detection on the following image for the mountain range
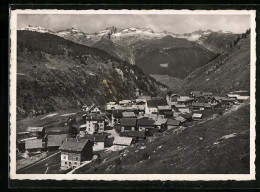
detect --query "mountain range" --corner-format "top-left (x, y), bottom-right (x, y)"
top-left (20, 26), bottom-right (239, 78)
top-left (17, 26), bottom-right (250, 117)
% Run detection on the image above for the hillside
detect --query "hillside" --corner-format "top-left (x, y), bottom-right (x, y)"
top-left (75, 103), bottom-right (250, 174)
top-left (132, 36), bottom-right (215, 78)
top-left (180, 30), bottom-right (239, 53)
top-left (16, 31), bottom-right (166, 118)
top-left (173, 31), bottom-right (251, 94)
top-left (21, 26), bottom-right (238, 78)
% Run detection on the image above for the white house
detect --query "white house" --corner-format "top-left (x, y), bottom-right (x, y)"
top-left (85, 114), bottom-right (105, 134)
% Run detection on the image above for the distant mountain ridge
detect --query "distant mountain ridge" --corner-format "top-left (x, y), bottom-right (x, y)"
top-left (20, 25), bottom-right (241, 79)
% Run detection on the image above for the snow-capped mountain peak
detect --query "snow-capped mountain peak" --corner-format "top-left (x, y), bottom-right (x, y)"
top-left (20, 25), bottom-right (55, 34)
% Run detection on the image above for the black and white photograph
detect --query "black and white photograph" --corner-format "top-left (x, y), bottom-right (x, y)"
top-left (9, 9), bottom-right (256, 180)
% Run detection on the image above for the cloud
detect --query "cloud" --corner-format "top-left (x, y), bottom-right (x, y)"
top-left (17, 14), bottom-right (251, 34)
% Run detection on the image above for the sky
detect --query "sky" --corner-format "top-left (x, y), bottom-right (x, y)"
top-left (17, 14), bottom-right (251, 34)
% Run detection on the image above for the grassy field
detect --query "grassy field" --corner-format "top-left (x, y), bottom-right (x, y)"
top-left (75, 103), bottom-right (250, 174)
top-left (17, 108), bottom-right (81, 133)
top-left (17, 151), bottom-right (62, 174)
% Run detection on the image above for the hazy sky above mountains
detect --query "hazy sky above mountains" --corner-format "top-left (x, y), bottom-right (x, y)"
top-left (18, 14), bottom-right (251, 34)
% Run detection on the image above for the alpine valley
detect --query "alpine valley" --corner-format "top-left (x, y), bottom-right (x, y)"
top-left (17, 26), bottom-right (250, 117)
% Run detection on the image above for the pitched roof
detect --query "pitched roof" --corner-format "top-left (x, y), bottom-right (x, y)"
top-left (192, 113), bottom-right (203, 118)
top-left (158, 105), bottom-right (171, 110)
top-left (147, 99), bottom-right (168, 108)
top-left (86, 113), bottom-right (105, 120)
top-left (122, 131), bottom-right (146, 138)
top-left (202, 92), bottom-right (213, 96)
top-left (113, 137), bottom-right (132, 146)
top-left (122, 111), bottom-right (136, 118)
top-left (221, 98), bottom-right (236, 102)
top-left (47, 134), bottom-right (68, 147)
top-left (181, 113), bottom-right (192, 119)
top-left (174, 104), bottom-right (186, 108)
top-left (121, 118), bottom-right (137, 127)
top-left (175, 116), bottom-right (186, 122)
top-left (137, 118), bottom-right (155, 126)
top-left (25, 139), bottom-right (43, 149)
top-left (59, 138), bottom-right (91, 152)
top-left (27, 127), bottom-right (44, 132)
top-left (112, 110), bottom-right (123, 117)
top-left (192, 102), bottom-right (209, 107)
top-left (167, 119), bottom-right (181, 126)
top-left (83, 134), bottom-right (107, 142)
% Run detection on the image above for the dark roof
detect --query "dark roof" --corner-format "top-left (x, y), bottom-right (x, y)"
top-left (121, 118), bottom-right (137, 127)
top-left (181, 113), bottom-right (192, 119)
top-left (192, 102), bottom-right (210, 107)
top-left (164, 111), bottom-right (173, 115)
top-left (47, 134), bottom-right (68, 147)
top-left (112, 110), bottom-right (123, 118)
top-left (59, 138), bottom-right (91, 152)
top-left (83, 134), bottom-right (107, 142)
top-left (167, 119), bottom-right (181, 126)
top-left (221, 98), bottom-right (236, 102)
top-left (137, 118), bottom-right (155, 126)
top-left (202, 92), bottom-right (213, 96)
top-left (122, 131), bottom-right (146, 138)
top-left (147, 99), bottom-right (168, 108)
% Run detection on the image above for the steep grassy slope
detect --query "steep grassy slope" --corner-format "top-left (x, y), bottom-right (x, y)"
top-left (16, 31), bottom-right (166, 118)
top-left (133, 36), bottom-right (215, 78)
top-left (175, 34), bottom-right (250, 94)
top-left (195, 31), bottom-right (239, 53)
top-left (75, 103), bottom-right (250, 174)
top-left (153, 32), bottom-right (251, 93)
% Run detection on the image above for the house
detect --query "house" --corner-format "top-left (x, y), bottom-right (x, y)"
top-left (119, 100), bottom-right (132, 106)
top-left (145, 98), bottom-right (168, 114)
top-left (202, 92), bottom-right (213, 97)
top-left (137, 118), bottom-right (155, 133)
top-left (175, 116), bottom-right (187, 124)
top-left (191, 91), bottom-right (204, 99)
top-left (164, 111), bottom-right (173, 118)
top-left (181, 113), bottom-right (193, 122)
top-left (121, 131), bottom-right (146, 143)
top-left (83, 134), bottom-right (107, 151)
top-left (226, 94), bottom-right (240, 99)
top-left (154, 116), bottom-right (167, 129)
top-left (47, 134), bottom-right (68, 150)
top-left (172, 104), bottom-right (186, 111)
top-left (236, 95), bottom-right (250, 102)
top-left (120, 118), bottom-right (137, 132)
top-left (82, 101), bottom-right (94, 112)
top-left (167, 119), bottom-right (181, 129)
top-left (192, 113), bottom-right (203, 121)
top-left (158, 105), bottom-right (172, 115)
top-left (177, 96), bottom-right (193, 105)
top-left (178, 108), bottom-right (190, 114)
top-left (113, 137), bottom-right (133, 151)
top-left (25, 139), bottom-right (45, 153)
top-left (17, 132), bottom-right (30, 151)
top-left (122, 111), bottom-right (136, 118)
top-left (111, 110), bottom-right (123, 125)
top-left (192, 102), bottom-right (211, 110)
top-left (26, 127), bottom-right (46, 139)
top-left (85, 113), bottom-right (105, 134)
top-left (221, 98), bottom-right (236, 106)
top-left (91, 107), bottom-right (101, 114)
top-left (59, 137), bottom-right (93, 170)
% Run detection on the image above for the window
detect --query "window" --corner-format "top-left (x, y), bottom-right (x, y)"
top-left (65, 161), bottom-right (67, 165)
top-left (76, 157), bottom-right (79, 161)
top-left (74, 162), bottom-right (77, 165)
top-left (63, 155), bottom-right (66, 159)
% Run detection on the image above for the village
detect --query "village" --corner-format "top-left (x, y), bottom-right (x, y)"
top-left (16, 90), bottom-right (250, 174)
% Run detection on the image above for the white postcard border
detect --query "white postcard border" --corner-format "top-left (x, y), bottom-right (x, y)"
top-left (9, 9), bottom-right (256, 181)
